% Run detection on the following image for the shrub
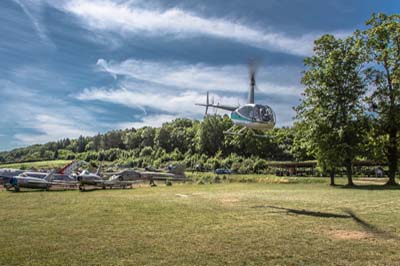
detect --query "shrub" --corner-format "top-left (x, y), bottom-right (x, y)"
top-left (253, 159), bottom-right (268, 174)
top-left (140, 146), bottom-right (154, 157)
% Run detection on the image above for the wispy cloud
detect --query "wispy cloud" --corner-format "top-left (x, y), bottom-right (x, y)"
top-left (0, 79), bottom-right (97, 146)
top-left (96, 58), bottom-right (303, 95)
top-left (76, 86), bottom-right (239, 115)
top-left (61, 0), bottom-right (333, 56)
top-left (12, 0), bottom-right (55, 47)
top-left (14, 114), bottom-right (96, 145)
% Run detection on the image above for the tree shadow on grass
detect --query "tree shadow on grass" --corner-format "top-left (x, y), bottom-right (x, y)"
top-left (79, 188), bottom-right (103, 193)
top-left (342, 209), bottom-right (400, 240)
top-left (338, 184), bottom-right (400, 190)
top-left (252, 205), bottom-right (399, 240)
top-left (5, 189), bottom-right (75, 193)
top-left (252, 205), bottom-right (350, 218)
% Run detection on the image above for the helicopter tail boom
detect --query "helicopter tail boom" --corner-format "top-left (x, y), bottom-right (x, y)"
top-left (195, 91), bottom-right (237, 115)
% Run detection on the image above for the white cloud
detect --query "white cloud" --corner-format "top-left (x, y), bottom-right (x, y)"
top-left (96, 58), bottom-right (303, 95)
top-left (14, 114), bottom-right (96, 145)
top-left (76, 86), bottom-right (239, 116)
top-left (117, 114), bottom-right (179, 130)
top-left (61, 0), bottom-right (331, 56)
top-left (0, 79), bottom-right (98, 146)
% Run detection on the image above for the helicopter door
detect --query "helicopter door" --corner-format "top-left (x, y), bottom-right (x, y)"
top-left (238, 106), bottom-right (256, 121)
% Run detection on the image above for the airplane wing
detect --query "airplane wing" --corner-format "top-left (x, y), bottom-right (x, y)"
top-left (25, 179), bottom-right (49, 185)
top-left (92, 180), bottom-right (106, 184)
top-left (140, 172), bottom-right (187, 181)
top-left (102, 180), bottom-right (143, 186)
top-left (49, 180), bottom-right (78, 186)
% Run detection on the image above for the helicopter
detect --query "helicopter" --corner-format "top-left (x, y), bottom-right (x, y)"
top-left (196, 62), bottom-right (276, 137)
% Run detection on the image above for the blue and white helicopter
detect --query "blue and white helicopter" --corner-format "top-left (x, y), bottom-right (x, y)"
top-left (196, 63), bottom-right (276, 136)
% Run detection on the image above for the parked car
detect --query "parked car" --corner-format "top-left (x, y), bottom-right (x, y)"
top-left (214, 168), bottom-right (232, 175)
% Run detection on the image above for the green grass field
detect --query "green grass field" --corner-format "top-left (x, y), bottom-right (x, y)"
top-left (0, 160), bottom-right (72, 170)
top-left (1, 178), bottom-right (399, 266)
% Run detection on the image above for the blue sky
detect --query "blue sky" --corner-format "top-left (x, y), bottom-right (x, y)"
top-left (0, 0), bottom-right (398, 151)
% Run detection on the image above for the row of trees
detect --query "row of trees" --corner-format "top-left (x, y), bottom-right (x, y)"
top-left (295, 13), bottom-right (400, 186)
top-left (0, 116), bottom-right (296, 166)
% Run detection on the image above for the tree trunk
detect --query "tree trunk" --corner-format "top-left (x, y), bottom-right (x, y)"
top-left (345, 161), bottom-right (354, 186)
top-left (386, 128), bottom-right (398, 186)
top-left (330, 169), bottom-right (335, 186)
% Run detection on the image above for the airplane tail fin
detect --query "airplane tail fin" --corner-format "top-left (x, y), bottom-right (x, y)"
top-left (96, 161), bottom-right (103, 176)
top-left (58, 161), bottom-right (86, 175)
top-left (44, 170), bottom-right (56, 182)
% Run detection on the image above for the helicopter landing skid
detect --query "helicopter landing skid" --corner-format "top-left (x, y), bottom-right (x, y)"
top-left (223, 126), bottom-right (269, 138)
top-left (223, 126), bottom-right (246, 136)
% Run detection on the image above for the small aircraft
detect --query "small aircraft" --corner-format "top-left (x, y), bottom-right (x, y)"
top-left (5, 170), bottom-right (56, 192)
top-left (77, 162), bottom-right (142, 190)
top-left (196, 62), bottom-right (276, 136)
top-left (1, 161), bottom-right (84, 191)
top-left (17, 161), bottom-right (85, 182)
top-left (76, 162), bottom-right (106, 190)
top-left (138, 165), bottom-right (187, 182)
top-left (78, 163), bottom-right (187, 190)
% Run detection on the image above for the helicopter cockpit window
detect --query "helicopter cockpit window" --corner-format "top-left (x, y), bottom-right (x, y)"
top-left (255, 105), bottom-right (274, 122)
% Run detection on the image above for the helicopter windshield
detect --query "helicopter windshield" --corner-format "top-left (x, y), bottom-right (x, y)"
top-left (255, 105), bottom-right (274, 122)
top-left (237, 105), bottom-right (275, 123)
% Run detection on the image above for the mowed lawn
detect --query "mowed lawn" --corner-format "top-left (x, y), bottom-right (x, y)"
top-left (0, 160), bottom-right (72, 170)
top-left (1, 181), bottom-right (400, 266)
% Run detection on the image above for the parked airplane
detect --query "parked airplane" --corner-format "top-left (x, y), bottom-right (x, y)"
top-left (76, 162), bottom-right (138, 190)
top-left (139, 165), bottom-right (187, 181)
top-left (0, 169), bottom-right (25, 184)
top-left (78, 164), bottom-right (187, 190)
top-left (19, 161), bottom-right (85, 182)
top-left (5, 170), bottom-right (56, 192)
top-left (76, 162), bottom-right (105, 190)
top-left (196, 61), bottom-right (276, 136)
top-left (108, 165), bottom-right (187, 186)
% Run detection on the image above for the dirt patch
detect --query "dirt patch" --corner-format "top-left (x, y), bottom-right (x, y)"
top-left (328, 230), bottom-right (372, 240)
top-left (219, 197), bottom-right (240, 206)
top-left (176, 194), bottom-right (189, 198)
top-left (355, 178), bottom-right (387, 185)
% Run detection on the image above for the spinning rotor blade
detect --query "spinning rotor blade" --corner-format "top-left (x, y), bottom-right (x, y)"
top-left (248, 59), bottom-right (260, 80)
top-left (248, 58), bottom-right (262, 103)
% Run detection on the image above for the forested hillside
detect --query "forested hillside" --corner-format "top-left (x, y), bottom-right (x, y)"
top-left (0, 115), bottom-right (306, 172)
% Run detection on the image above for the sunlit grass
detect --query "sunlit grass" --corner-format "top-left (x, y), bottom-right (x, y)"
top-left (0, 160), bottom-right (72, 170)
top-left (1, 181), bottom-right (399, 266)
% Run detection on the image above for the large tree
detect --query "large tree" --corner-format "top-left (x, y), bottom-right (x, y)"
top-left (362, 13), bottom-right (400, 185)
top-left (296, 34), bottom-right (367, 186)
top-left (196, 115), bottom-right (230, 156)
